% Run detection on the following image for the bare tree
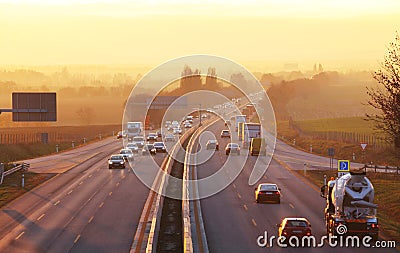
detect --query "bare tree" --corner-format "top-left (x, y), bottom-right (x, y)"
top-left (366, 32), bottom-right (400, 148)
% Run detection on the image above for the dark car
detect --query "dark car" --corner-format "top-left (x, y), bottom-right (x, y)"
top-left (142, 144), bottom-right (156, 155)
top-left (116, 131), bottom-right (123, 139)
top-left (277, 218), bottom-right (312, 243)
top-left (108, 155), bottom-right (126, 169)
top-left (225, 143), bottom-right (240, 155)
top-left (255, 183), bottom-right (281, 203)
top-left (153, 142), bottom-right (167, 153)
top-left (206, 140), bottom-right (219, 150)
top-left (147, 133), bottom-right (158, 142)
top-left (220, 130), bottom-right (230, 138)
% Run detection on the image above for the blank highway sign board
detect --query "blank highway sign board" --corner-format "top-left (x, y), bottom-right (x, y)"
top-left (12, 92), bottom-right (57, 122)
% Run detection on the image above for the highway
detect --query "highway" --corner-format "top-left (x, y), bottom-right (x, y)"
top-left (0, 119), bottom-right (397, 253)
top-left (195, 119), bottom-right (397, 253)
top-left (0, 137), bottom-right (165, 253)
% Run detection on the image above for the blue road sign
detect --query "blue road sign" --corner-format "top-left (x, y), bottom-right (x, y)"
top-left (338, 160), bottom-right (350, 172)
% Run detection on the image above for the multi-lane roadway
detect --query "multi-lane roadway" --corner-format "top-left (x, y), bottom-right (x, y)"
top-left (0, 118), bottom-right (397, 253)
top-left (0, 137), bottom-right (164, 253)
top-left (194, 119), bottom-right (397, 253)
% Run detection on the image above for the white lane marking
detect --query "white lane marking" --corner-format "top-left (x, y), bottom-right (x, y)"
top-left (233, 183), bottom-right (236, 189)
top-left (54, 200), bottom-right (60, 206)
top-left (67, 190), bottom-right (73, 195)
top-left (237, 193), bottom-right (242, 199)
top-left (121, 175), bottom-right (126, 179)
top-left (15, 231), bottom-right (25, 240)
top-left (109, 192), bottom-right (113, 196)
top-left (88, 174), bottom-right (93, 178)
top-left (37, 214), bottom-right (45, 221)
top-left (79, 181), bottom-right (83, 185)
top-left (99, 202), bottom-right (104, 208)
top-left (88, 216), bottom-right (94, 223)
top-left (74, 234), bottom-right (81, 244)
top-left (289, 203), bottom-right (295, 209)
top-left (263, 175), bottom-right (268, 180)
top-left (116, 182), bottom-right (120, 187)
top-left (243, 205), bottom-right (248, 211)
top-left (252, 219), bottom-right (257, 227)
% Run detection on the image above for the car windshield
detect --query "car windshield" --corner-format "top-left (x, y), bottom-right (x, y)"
top-left (154, 142), bottom-right (165, 147)
top-left (229, 143), bottom-right (238, 148)
top-left (208, 140), bottom-right (216, 144)
top-left (127, 143), bottom-right (137, 147)
top-left (286, 220), bottom-right (308, 227)
top-left (260, 185), bottom-right (277, 191)
top-left (120, 150), bottom-right (132, 154)
top-left (222, 131), bottom-right (229, 134)
top-left (111, 156), bottom-right (123, 160)
top-left (133, 137), bottom-right (144, 141)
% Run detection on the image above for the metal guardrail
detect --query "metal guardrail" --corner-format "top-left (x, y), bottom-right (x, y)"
top-left (0, 162), bottom-right (30, 184)
top-left (363, 164), bottom-right (400, 174)
top-left (130, 123), bottom-right (199, 253)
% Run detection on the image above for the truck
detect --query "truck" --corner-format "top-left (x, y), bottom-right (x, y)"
top-left (238, 122), bottom-right (245, 141)
top-left (235, 115), bottom-right (246, 132)
top-left (250, 138), bottom-right (266, 156)
top-left (320, 171), bottom-right (379, 240)
top-left (241, 123), bottom-right (261, 149)
top-left (126, 122), bottom-right (143, 140)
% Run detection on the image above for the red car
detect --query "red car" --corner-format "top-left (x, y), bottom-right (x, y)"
top-left (255, 183), bottom-right (281, 203)
top-left (277, 217), bottom-right (312, 242)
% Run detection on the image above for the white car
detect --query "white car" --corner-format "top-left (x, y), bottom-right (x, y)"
top-left (132, 136), bottom-right (145, 148)
top-left (126, 143), bottom-right (139, 153)
top-left (173, 127), bottom-right (182, 135)
top-left (119, 148), bottom-right (134, 161)
top-left (184, 122), bottom-right (192, 128)
top-left (164, 134), bottom-right (175, 142)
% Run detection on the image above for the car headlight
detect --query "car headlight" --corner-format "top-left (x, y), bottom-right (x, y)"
top-left (108, 161), bottom-right (112, 164)
top-left (120, 161), bottom-right (124, 164)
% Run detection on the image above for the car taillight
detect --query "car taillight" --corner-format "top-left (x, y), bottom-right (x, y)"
top-left (306, 230), bottom-right (311, 236)
top-left (282, 230), bottom-right (288, 236)
top-left (275, 191), bottom-right (280, 194)
top-left (371, 224), bottom-right (378, 228)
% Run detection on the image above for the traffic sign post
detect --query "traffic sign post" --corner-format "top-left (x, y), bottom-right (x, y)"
top-left (0, 163), bottom-right (4, 184)
top-left (360, 143), bottom-right (367, 163)
top-left (328, 148), bottom-right (335, 170)
top-left (0, 92), bottom-right (57, 122)
top-left (338, 160), bottom-right (350, 178)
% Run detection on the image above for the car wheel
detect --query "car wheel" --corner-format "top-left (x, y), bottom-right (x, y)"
top-left (256, 197), bottom-right (260, 203)
top-left (226, 151), bottom-right (229, 155)
top-left (277, 199), bottom-right (280, 204)
top-left (109, 166), bottom-right (112, 169)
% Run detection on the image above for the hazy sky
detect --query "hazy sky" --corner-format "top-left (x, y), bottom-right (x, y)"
top-left (1, 0), bottom-right (399, 71)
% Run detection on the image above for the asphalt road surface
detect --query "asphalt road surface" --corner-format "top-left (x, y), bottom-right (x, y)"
top-left (196, 120), bottom-right (397, 253)
top-left (0, 137), bottom-right (166, 253)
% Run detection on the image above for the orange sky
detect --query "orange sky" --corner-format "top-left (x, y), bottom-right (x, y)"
top-left (0, 0), bottom-right (399, 71)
